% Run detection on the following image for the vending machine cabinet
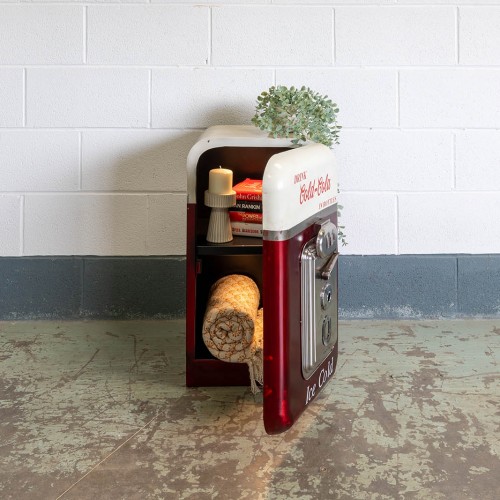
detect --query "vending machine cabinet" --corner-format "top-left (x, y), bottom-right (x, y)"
top-left (186, 126), bottom-right (339, 434)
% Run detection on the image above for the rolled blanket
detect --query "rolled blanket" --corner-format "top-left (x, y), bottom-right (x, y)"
top-left (248, 308), bottom-right (263, 394)
top-left (202, 274), bottom-right (263, 394)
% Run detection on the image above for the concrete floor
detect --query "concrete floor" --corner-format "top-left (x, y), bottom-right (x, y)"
top-left (0, 320), bottom-right (499, 500)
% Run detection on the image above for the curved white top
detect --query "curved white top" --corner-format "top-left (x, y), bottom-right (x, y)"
top-left (186, 125), bottom-right (297, 203)
top-left (263, 144), bottom-right (338, 233)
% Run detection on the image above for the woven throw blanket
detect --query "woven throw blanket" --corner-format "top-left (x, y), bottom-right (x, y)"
top-left (202, 274), bottom-right (263, 394)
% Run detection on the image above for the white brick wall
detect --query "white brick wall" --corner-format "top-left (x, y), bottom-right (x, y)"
top-left (86, 6), bottom-right (209, 65)
top-left (0, 132), bottom-right (80, 191)
top-left (0, 196), bottom-right (21, 255)
top-left (335, 6), bottom-right (456, 66)
top-left (81, 130), bottom-right (197, 192)
top-left (27, 68), bottom-right (150, 127)
top-left (460, 7), bottom-right (500, 65)
top-left (0, 6), bottom-right (83, 64)
top-left (400, 69), bottom-right (500, 128)
top-left (455, 131), bottom-right (500, 190)
top-left (399, 193), bottom-right (500, 254)
top-left (0, 69), bottom-right (23, 127)
top-left (1, 1), bottom-right (500, 257)
top-left (338, 193), bottom-right (397, 255)
top-left (151, 68), bottom-right (273, 128)
top-left (211, 6), bottom-right (333, 66)
top-left (336, 130), bottom-right (454, 191)
top-left (276, 69), bottom-right (398, 128)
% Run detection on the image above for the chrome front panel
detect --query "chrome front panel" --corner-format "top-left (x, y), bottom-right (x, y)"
top-left (301, 220), bottom-right (338, 379)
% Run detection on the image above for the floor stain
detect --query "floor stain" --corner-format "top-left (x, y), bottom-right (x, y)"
top-left (0, 319), bottom-right (498, 499)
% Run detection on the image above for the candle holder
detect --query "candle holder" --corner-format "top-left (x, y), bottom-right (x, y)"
top-left (205, 190), bottom-right (236, 243)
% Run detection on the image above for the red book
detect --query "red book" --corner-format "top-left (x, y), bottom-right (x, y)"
top-left (229, 211), bottom-right (263, 223)
top-left (233, 178), bottom-right (262, 201)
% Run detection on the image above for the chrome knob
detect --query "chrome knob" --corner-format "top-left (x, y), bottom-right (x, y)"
top-left (322, 316), bottom-right (332, 345)
top-left (320, 283), bottom-right (333, 310)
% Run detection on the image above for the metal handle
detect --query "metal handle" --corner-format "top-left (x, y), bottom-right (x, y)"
top-left (315, 220), bottom-right (338, 259)
top-left (320, 253), bottom-right (338, 280)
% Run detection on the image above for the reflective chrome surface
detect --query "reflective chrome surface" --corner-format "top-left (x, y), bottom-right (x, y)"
top-left (300, 220), bottom-right (338, 379)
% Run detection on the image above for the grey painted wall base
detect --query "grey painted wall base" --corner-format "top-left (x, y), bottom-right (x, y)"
top-left (1, 255), bottom-right (499, 320)
top-left (339, 255), bottom-right (500, 319)
top-left (0, 257), bottom-right (185, 320)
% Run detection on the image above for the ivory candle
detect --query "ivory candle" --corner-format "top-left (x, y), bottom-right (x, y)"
top-left (208, 167), bottom-right (233, 195)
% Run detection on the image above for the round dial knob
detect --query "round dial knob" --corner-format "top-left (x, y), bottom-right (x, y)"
top-left (320, 283), bottom-right (333, 310)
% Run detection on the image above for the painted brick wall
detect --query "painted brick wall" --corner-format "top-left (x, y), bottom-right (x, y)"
top-left (0, 1), bottom-right (499, 257)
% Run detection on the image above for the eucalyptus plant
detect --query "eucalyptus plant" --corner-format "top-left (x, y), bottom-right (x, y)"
top-left (251, 85), bottom-right (341, 147)
top-left (251, 85), bottom-right (346, 245)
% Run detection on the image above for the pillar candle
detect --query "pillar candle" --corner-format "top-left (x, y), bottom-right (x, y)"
top-left (208, 167), bottom-right (233, 195)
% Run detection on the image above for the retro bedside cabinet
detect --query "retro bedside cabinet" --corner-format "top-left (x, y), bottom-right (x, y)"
top-left (186, 126), bottom-right (339, 434)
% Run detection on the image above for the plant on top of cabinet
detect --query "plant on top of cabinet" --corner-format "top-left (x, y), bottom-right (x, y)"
top-left (251, 85), bottom-right (341, 147)
top-left (251, 85), bottom-right (346, 246)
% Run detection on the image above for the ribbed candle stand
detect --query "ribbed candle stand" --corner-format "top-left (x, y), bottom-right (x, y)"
top-left (205, 190), bottom-right (236, 243)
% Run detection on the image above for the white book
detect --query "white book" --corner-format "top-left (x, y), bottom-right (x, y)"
top-left (230, 221), bottom-right (263, 238)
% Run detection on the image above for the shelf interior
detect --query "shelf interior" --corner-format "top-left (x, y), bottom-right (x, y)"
top-left (196, 235), bottom-right (262, 255)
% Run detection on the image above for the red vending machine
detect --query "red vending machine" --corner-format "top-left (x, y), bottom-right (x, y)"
top-left (186, 126), bottom-right (339, 434)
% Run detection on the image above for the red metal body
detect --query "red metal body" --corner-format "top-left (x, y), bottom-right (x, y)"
top-left (262, 214), bottom-right (338, 434)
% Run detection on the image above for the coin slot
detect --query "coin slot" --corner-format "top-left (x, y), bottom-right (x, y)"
top-left (322, 316), bottom-right (332, 345)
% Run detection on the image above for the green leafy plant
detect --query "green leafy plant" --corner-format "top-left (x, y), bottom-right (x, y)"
top-left (252, 85), bottom-right (347, 245)
top-left (251, 85), bottom-right (341, 147)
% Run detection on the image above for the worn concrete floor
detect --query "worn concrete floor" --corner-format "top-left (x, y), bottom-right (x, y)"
top-left (0, 320), bottom-right (499, 500)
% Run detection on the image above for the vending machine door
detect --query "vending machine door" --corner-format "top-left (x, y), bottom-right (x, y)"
top-left (262, 144), bottom-right (339, 434)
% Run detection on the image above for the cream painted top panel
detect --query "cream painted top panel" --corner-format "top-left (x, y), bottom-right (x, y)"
top-left (263, 144), bottom-right (338, 233)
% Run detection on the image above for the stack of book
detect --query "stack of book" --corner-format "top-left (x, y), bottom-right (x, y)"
top-left (230, 178), bottom-right (263, 238)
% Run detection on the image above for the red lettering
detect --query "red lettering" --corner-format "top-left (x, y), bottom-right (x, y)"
top-left (294, 171), bottom-right (308, 184)
top-left (299, 174), bottom-right (332, 204)
top-left (317, 174), bottom-right (331, 195)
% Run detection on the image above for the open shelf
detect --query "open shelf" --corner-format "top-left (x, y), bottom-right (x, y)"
top-left (188, 142), bottom-right (288, 385)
